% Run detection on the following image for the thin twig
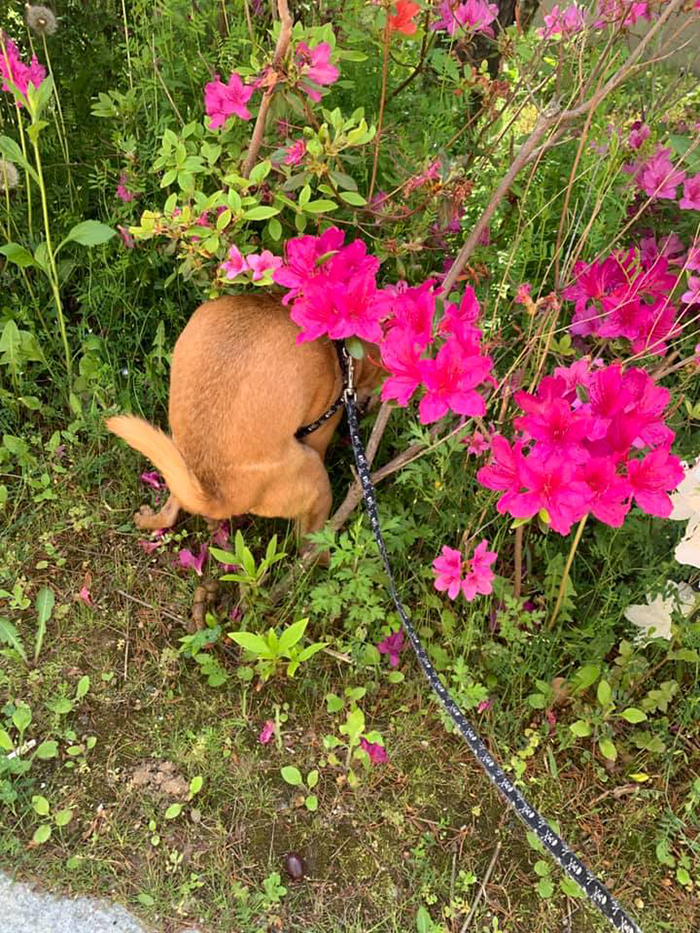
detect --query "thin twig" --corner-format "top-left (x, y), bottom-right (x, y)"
top-left (242, 0), bottom-right (293, 177)
top-left (368, 23), bottom-right (391, 201)
top-left (459, 842), bottom-right (502, 933)
top-left (386, 12), bottom-right (433, 103)
top-left (116, 589), bottom-right (187, 626)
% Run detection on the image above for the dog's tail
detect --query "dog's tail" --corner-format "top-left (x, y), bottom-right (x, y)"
top-left (106, 415), bottom-right (218, 516)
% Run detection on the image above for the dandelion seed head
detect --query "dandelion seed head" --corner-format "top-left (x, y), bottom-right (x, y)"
top-left (0, 159), bottom-right (19, 192)
top-left (25, 5), bottom-right (58, 36)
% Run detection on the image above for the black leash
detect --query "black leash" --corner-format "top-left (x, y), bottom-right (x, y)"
top-left (295, 343), bottom-right (347, 440)
top-left (339, 344), bottom-right (644, 933)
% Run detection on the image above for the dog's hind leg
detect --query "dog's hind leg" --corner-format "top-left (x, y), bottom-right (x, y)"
top-left (134, 494), bottom-right (181, 530)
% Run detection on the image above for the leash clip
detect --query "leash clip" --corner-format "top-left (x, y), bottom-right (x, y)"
top-left (341, 344), bottom-right (356, 402)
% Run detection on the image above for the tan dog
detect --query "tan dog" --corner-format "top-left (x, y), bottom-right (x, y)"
top-left (106, 294), bottom-right (383, 550)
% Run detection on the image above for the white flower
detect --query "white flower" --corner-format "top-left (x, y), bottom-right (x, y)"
top-left (669, 459), bottom-right (700, 568)
top-left (624, 581), bottom-right (696, 642)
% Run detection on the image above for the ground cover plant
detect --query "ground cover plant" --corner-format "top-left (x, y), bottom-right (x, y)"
top-left (1, 0), bottom-right (700, 931)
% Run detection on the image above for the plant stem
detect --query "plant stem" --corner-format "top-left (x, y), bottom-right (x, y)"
top-left (121, 0), bottom-right (134, 90)
top-left (15, 111), bottom-right (34, 239)
top-left (31, 134), bottom-right (72, 384)
top-left (513, 525), bottom-right (523, 598)
top-left (368, 22), bottom-right (390, 201)
top-left (41, 35), bottom-right (74, 210)
top-left (547, 513), bottom-right (588, 631)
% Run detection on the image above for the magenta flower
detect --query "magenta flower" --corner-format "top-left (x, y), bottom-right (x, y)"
top-left (679, 174), bottom-right (700, 211)
top-left (682, 276), bottom-right (700, 305)
top-left (626, 448), bottom-right (684, 518)
top-left (292, 267), bottom-right (383, 343)
top-left (381, 280), bottom-right (436, 350)
top-left (628, 122), bottom-right (650, 150)
top-left (212, 521), bottom-right (230, 549)
top-left (380, 331), bottom-right (425, 406)
top-left (418, 338), bottom-right (492, 424)
top-left (204, 72), bottom-right (254, 129)
top-left (141, 470), bottom-right (163, 489)
top-left (284, 138), bottom-right (307, 166)
top-left (539, 3), bottom-right (586, 38)
top-left (509, 454), bottom-right (591, 535)
top-left (295, 42), bottom-right (339, 102)
top-left (515, 283), bottom-right (533, 306)
top-left (116, 173), bottom-right (136, 203)
top-left (594, 0), bottom-right (649, 27)
top-left (461, 539), bottom-right (497, 601)
top-left (464, 431), bottom-right (491, 456)
top-left (432, 0), bottom-right (499, 37)
top-left (247, 250), bottom-right (283, 281)
top-left (377, 629), bottom-right (405, 668)
top-left (0, 34), bottom-right (46, 100)
top-left (405, 159), bottom-right (441, 193)
top-left (274, 227), bottom-right (345, 303)
top-left (259, 720), bottom-right (275, 745)
top-left (221, 244), bottom-right (249, 279)
top-left (360, 738), bottom-right (388, 764)
top-left (432, 546), bottom-right (463, 600)
top-left (477, 699), bottom-right (492, 714)
top-left (514, 390), bottom-right (591, 462)
top-left (78, 586), bottom-right (95, 608)
top-left (177, 544), bottom-right (208, 576)
top-left (634, 147), bottom-right (686, 200)
top-left (476, 435), bottom-right (526, 515)
top-left (579, 457), bottom-right (631, 527)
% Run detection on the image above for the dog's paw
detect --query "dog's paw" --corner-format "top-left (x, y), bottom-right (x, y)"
top-left (134, 504), bottom-right (155, 528)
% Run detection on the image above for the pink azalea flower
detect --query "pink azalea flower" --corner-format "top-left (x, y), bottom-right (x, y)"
top-left (291, 267), bottom-right (383, 343)
top-left (284, 138), bottom-right (307, 165)
top-left (78, 586), bottom-right (95, 608)
top-left (418, 337), bottom-right (492, 424)
top-left (117, 225), bottom-right (135, 249)
top-left (594, 0), bottom-right (650, 27)
top-left (539, 3), bottom-right (586, 38)
top-left (578, 457), bottom-right (631, 527)
top-left (204, 72), bottom-right (254, 129)
top-left (0, 34), bottom-right (46, 100)
top-left (405, 159), bottom-right (441, 193)
top-left (212, 521), bottom-right (230, 549)
top-left (515, 283), bottom-right (532, 305)
top-left (247, 250), bottom-right (283, 281)
top-left (476, 435), bottom-right (526, 515)
top-left (221, 244), bottom-right (249, 279)
top-left (432, 546), bottom-right (463, 600)
top-left (295, 42), bottom-right (339, 102)
top-left (683, 243), bottom-right (700, 272)
top-left (514, 389), bottom-right (591, 462)
top-left (679, 174), bottom-right (700, 211)
top-left (116, 173), bottom-right (136, 203)
top-left (461, 539), bottom-right (497, 601)
top-left (626, 448), bottom-right (684, 518)
top-left (508, 454), bottom-right (591, 535)
top-left (380, 280), bottom-right (436, 349)
top-left (377, 629), bottom-right (405, 668)
top-left (140, 471), bottom-right (163, 489)
top-left (380, 330), bottom-right (426, 406)
top-left (177, 544), bottom-right (208, 576)
top-left (259, 720), bottom-right (275, 744)
top-left (681, 275), bottom-right (700, 305)
top-left (635, 146), bottom-right (686, 200)
top-left (628, 122), bottom-right (650, 150)
top-left (463, 431), bottom-right (491, 456)
top-left (477, 699), bottom-right (492, 714)
top-left (360, 737), bottom-right (388, 764)
top-left (431, 0), bottom-right (499, 37)
top-left (274, 227), bottom-right (345, 303)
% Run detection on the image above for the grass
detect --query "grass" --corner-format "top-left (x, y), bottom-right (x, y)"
top-left (0, 424), bottom-right (698, 933)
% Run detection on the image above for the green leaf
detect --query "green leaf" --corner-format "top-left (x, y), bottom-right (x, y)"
top-left (32, 795), bottom-right (50, 816)
top-left (0, 136), bottom-right (24, 164)
top-left (62, 220), bottom-right (116, 249)
top-left (0, 616), bottom-right (27, 663)
top-left (305, 794), bottom-right (318, 811)
top-left (12, 703), bottom-right (31, 735)
top-left (416, 905), bottom-right (432, 933)
top-left (277, 618), bottom-right (308, 655)
top-left (527, 693), bottom-right (546, 709)
top-left (597, 679), bottom-right (612, 707)
top-left (189, 775), bottom-right (203, 796)
top-left (537, 877), bottom-right (554, 898)
top-left (534, 860), bottom-right (550, 877)
top-left (307, 770), bottom-right (319, 789)
top-left (569, 720), bottom-right (591, 737)
top-left (227, 631), bottom-right (270, 656)
top-left (248, 160), bottom-right (272, 185)
top-left (137, 893), bottom-right (155, 907)
top-left (75, 675), bottom-right (90, 700)
top-left (54, 808), bottom-right (73, 827)
top-left (209, 546), bottom-right (239, 566)
top-left (571, 664), bottom-right (600, 693)
top-left (295, 642), bottom-right (327, 663)
top-left (35, 740), bottom-right (58, 760)
top-left (560, 876), bottom-right (585, 898)
top-left (34, 586), bottom-right (54, 664)
top-left (244, 205), bottom-right (280, 221)
top-left (619, 707), bottom-right (647, 724)
top-left (0, 728), bottom-right (13, 752)
top-left (326, 693), bottom-right (344, 713)
top-left (339, 707), bottom-right (365, 745)
top-left (165, 803), bottom-right (183, 819)
top-left (338, 191), bottom-right (367, 207)
top-left (268, 217), bottom-right (282, 241)
top-left (281, 766), bottom-right (303, 787)
top-left (303, 199), bottom-right (338, 213)
top-left (0, 243), bottom-right (36, 268)
top-left (33, 824), bottom-right (52, 845)
top-left (598, 737), bottom-right (618, 761)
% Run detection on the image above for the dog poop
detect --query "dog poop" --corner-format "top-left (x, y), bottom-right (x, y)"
top-left (283, 851), bottom-right (306, 881)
